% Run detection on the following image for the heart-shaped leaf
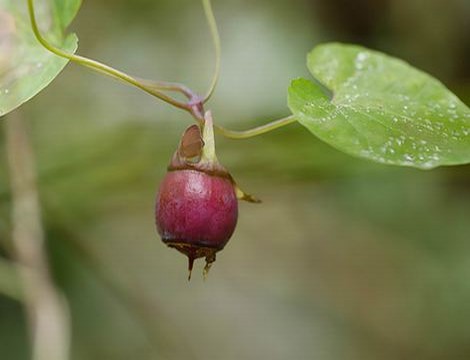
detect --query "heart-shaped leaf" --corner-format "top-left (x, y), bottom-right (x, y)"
top-left (288, 43), bottom-right (470, 169)
top-left (0, 0), bottom-right (81, 117)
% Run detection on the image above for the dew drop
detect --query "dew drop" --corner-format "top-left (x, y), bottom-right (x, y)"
top-left (404, 154), bottom-right (414, 162)
top-left (357, 52), bottom-right (368, 62)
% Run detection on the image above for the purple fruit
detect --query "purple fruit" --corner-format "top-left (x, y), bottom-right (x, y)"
top-left (156, 169), bottom-right (238, 277)
top-left (155, 113), bottom-right (241, 279)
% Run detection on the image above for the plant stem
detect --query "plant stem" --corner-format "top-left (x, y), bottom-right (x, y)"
top-left (202, 0), bottom-right (221, 103)
top-left (5, 112), bottom-right (71, 360)
top-left (27, 0), bottom-right (296, 140)
top-left (136, 79), bottom-right (195, 99)
top-left (27, 0), bottom-right (189, 111)
top-left (215, 115), bottom-right (297, 139)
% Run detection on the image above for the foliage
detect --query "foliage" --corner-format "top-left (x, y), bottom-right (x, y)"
top-left (0, 0), bottom-right (80, 116)
top-left (1, 2), bottom-right (469, 170)
top-left (289, 43), bottom-right (470, 169)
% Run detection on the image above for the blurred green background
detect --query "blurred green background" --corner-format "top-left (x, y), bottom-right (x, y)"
top-left (1, 0), bottom-right (470, 359)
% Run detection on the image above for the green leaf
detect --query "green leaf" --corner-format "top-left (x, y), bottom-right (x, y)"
top-left (0, 0), bottom-right (81, 117)
top-left (53, 0), bottom-right (82, 30)
top-left (288, 43), bottom-right (470, 169)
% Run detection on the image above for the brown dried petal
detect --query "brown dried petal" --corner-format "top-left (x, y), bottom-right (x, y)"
top-left (179, 124), bottom-right (204, 160)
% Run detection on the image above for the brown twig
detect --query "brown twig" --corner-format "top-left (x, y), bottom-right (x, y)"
top-left (5, 111), bottom-right (70, 360)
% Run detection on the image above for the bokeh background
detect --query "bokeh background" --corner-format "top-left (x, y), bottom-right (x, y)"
top-left (1, 0), bottom-right (470, 359)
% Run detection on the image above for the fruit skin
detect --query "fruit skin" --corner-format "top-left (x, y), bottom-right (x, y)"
top-left (156, 169), bottom-right (238, 252)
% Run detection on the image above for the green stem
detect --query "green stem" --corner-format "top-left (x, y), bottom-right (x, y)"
top-left (215, 115), bottom-right (297, 139)
top-left (27, 0), bottom-right (296, 140)
top-left (202, 0), bottom-right (221, 104)
top-left (27, 0), bottom-right (189, 111)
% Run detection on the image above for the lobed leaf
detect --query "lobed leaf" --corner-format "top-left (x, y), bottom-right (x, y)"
top-left (288, 43), bottom-right (470, 169)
